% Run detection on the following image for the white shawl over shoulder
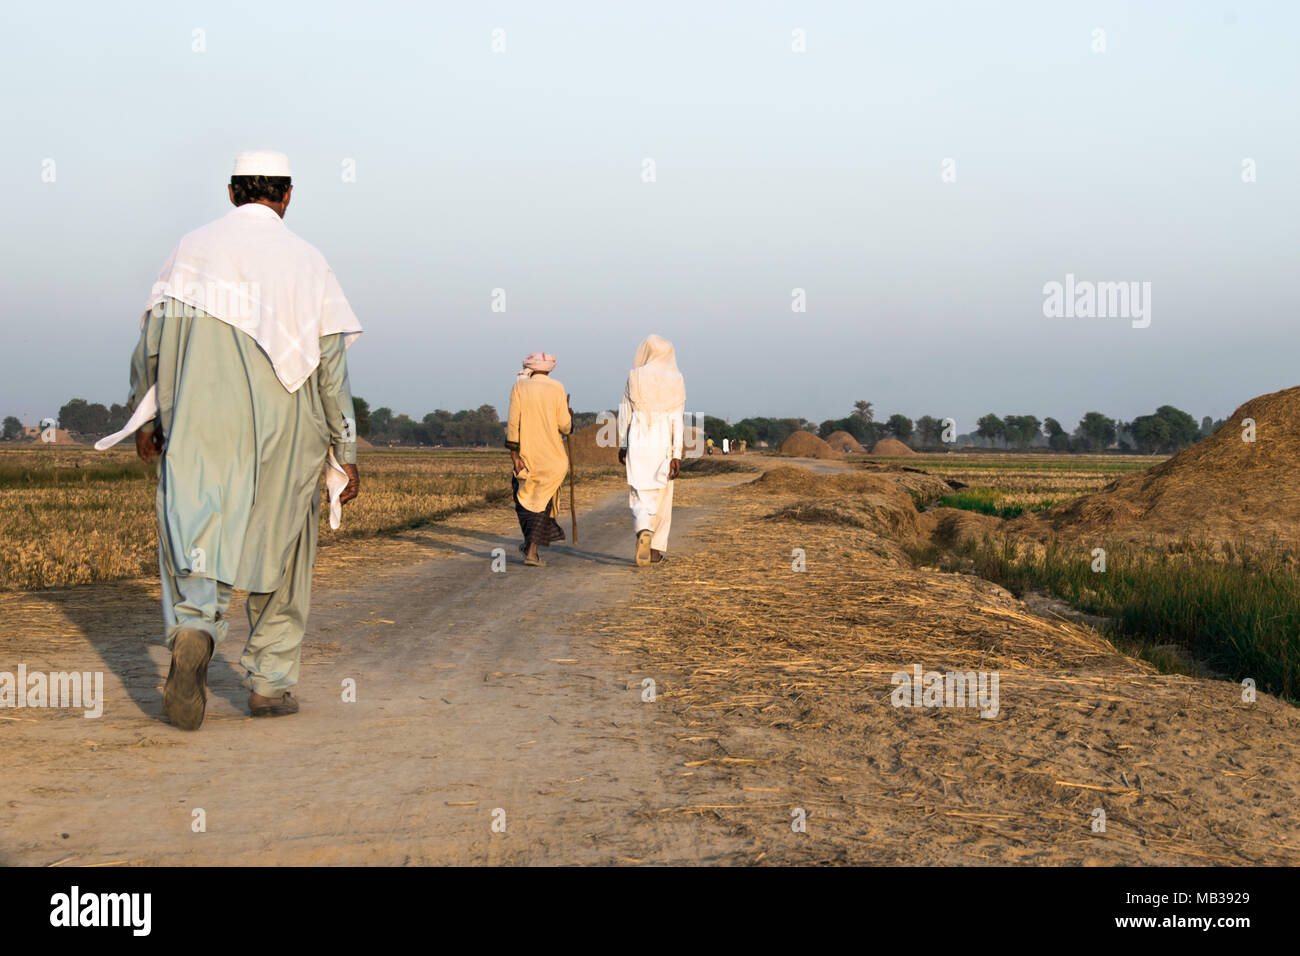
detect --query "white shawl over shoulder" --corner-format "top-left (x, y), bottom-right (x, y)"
top-left (143, 203), bottom-right (362, 393)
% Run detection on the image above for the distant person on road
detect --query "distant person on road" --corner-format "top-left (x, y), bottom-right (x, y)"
top-left (722, 437), bottom-right (729, 455)
top-left (117, 150), bottom-right (362, 730)
top-left (618, 335), bottom-right (685, 567)
top-left (506, 353), bottom-right (573, 567)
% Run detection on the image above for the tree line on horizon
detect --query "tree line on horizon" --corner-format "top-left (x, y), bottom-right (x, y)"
top-left (805, 401), bottom-right (1225, 454)
top-left (3, 396), bottom-right (1224, 456)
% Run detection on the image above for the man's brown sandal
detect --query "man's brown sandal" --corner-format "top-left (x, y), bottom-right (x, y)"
top-left (163, 628), bottom-right (214, 731)
top-left (248, 691), bottom-right (300, 718)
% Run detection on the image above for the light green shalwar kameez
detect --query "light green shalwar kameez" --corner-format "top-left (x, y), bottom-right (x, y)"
top-left (127, 300), bottom-right (356, 696)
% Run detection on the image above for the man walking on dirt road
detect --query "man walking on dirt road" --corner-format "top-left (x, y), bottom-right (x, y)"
top-left (506, 353), bottom-right (573, 567)
top-left (618, 335), bottom-right (685, 566)
top-left (118, 151), bottom-right (362, 730)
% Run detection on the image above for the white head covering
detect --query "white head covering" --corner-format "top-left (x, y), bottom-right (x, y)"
top-left (233, 150), bottom-right (292, 177)
top-left (626, 334), bottom-right (685, 411)
top-left (142, 152), bottom-right (361, 394)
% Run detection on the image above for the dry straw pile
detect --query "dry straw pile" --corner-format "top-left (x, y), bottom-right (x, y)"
top-left (778, 430), bottom-right (840, 459)
top-left (1015, 385), bottom-right (1300, 549)
top-left (869, 437), bottom-right (916, 456)
top-left (822, 430), bottom-right (866, 454)
top-left (567, 423), bottom-right (621, 466)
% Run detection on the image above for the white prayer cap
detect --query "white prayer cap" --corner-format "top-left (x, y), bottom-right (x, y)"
top-left (232, 150), bottom-right (292, 178)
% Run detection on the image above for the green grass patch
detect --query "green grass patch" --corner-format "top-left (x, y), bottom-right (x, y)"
top-left (936, 487), bottom-right (1058, 520)
top-left (909, 536), bottom-right (1300, 700)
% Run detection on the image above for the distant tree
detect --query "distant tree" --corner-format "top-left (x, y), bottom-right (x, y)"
top-left (470, 404), bottom-right (503, 446)
top-left (844, 416), bottom-right (875, 443)
top-left (703, 415), bottom-right (733, 443)
top-left (352, 396), bottom-right (371, 437)
top-left (852, 400), bottom-right (874, 422)
top-left (370, 406), bottom-right (393, 439)
top-left (2, 416), bottom-right (21, 440)
top-left (1197, 415), bottom-right (1226, 440)
top-left (736, 417), bottom-right (811, 446)
top-left (107, 403), bottom-right (128, 433)
top-left (387, 413), bottom-right (428, 445)
top-left (732, 423), bottom-right (757, 446)
top-left (58, 398), bottom-right (89, 432)
top-left (1042, 417), bottom-right (1071, 452)
top-left (1154, 405), bottom-right (1198, 449)
top-left (975, 414), bottom-right (1005, 445)
top-left (58, 398), bottom-right (110, 436)
top-left (1074, 411), bottom-right (1117, 452)
top-left (914, 415), bottom-right (944, 449)
top-left (1002, 414), bottom-right (1042, 449)
top-left (422, 411), bottom-right (448, 445)
top-left (1129, 414), bottom-right (1171, 453)
top-left (1128, 405), bottom-right (1198, 454)
top-left (886, 414), bottom-right (913, 443)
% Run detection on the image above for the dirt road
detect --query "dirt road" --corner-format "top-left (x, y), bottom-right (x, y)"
top-left (2, 473), bottom-right (762, 865)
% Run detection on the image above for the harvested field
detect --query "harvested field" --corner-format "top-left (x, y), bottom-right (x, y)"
top-left (588, 464), bottom-right (1300, 864)
top-left (4, 452), bottom-right (1295, 867)
top-left (0, 446), bottom-right (619, 590)
top-left (864, 453), bottom-right (1164, 516)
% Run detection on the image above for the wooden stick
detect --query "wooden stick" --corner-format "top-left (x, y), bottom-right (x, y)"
top-left (565, 393), bottom-right (578, 545)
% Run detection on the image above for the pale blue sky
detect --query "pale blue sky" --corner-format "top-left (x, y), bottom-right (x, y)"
top-left (1, 1), bottom-right (1296, 431)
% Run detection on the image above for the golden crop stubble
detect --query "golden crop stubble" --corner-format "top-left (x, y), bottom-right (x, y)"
top-left (0, 447), bottom-right (522, 590)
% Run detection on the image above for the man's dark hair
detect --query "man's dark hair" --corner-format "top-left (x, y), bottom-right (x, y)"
top-left (230, 175), bottom-right (292, 205)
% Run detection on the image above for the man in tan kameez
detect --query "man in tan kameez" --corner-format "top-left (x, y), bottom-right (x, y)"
top-left (505, 352), bottom-right (572, 566)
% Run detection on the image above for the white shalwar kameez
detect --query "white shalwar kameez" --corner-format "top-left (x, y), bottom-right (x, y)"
top-left (618, 336), bottom-right (686, 553)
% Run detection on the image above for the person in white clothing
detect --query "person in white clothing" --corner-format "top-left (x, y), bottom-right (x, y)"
top-left (618, 335), bottom-right (685, 567)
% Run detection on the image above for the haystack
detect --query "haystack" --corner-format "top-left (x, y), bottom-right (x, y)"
top-left (779, 430), bottom-right (840, 459)
top-left (30, 429), bottom-right (82, 446)
top-left (750, 466), bottom-right (949, 539)
top-left (823, 430), bottom-right (867, 454)
top-left (869, 438), bottom-right (915, 456)
top-left (1014, 385), bottom-right (1300, 548)
top-left (567, 422), bottom-right (620, 466)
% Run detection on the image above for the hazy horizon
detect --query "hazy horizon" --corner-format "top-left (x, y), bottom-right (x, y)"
top-left (2, 1), bottom-right (1296, 435)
